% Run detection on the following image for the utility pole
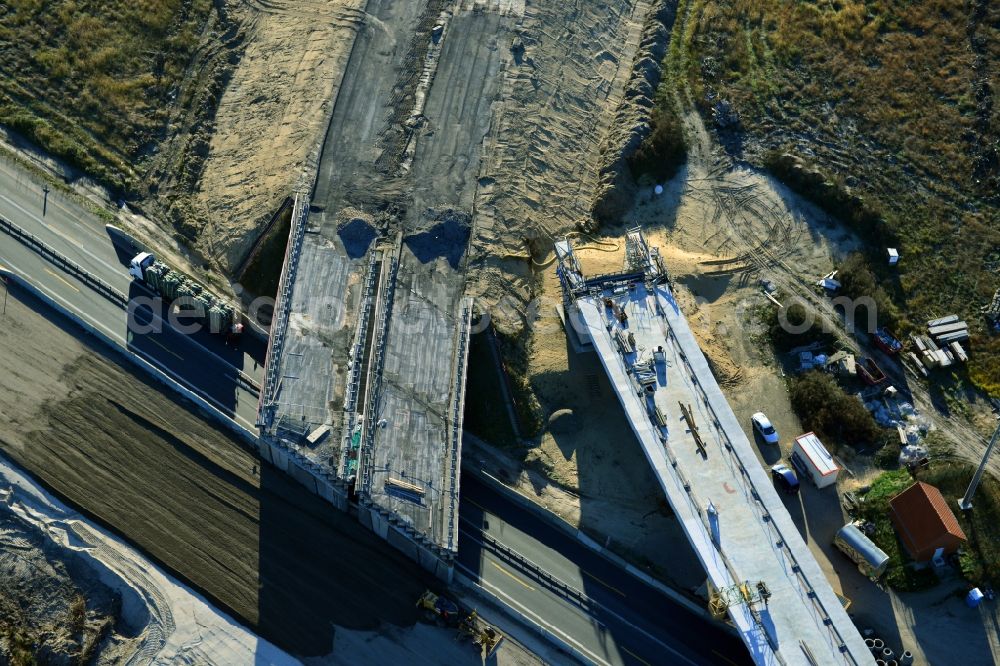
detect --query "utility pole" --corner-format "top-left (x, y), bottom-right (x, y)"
top-left (42, 184), bottom-right (50, 216)
top-left (958, 422), bottom-right (1000, 510)
top-left (1, 274), bottom-right (7, 315)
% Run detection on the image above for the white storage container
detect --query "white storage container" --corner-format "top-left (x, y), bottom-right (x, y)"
top-left (791, 432), bottom-right (840, 488)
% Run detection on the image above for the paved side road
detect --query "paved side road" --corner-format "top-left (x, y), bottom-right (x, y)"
top-left (458, 472), bottom-right (750, 666)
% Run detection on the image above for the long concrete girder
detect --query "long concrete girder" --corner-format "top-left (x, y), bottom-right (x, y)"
top-left (559, 239), bottom-right (871, 666)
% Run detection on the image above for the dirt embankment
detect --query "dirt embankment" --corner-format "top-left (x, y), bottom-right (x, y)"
top-left (179, 0), bottom-right (366, 274)
top-left (0, 286), bottom-right (431, 658)
top-left (590, 1), bottom-right (678, 225)
top-left (466, 0), bottom-right (662, 334)
top-left (0, 510), bottom-right (138, 665)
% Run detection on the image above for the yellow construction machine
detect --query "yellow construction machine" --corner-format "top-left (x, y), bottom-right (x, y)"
top-left (417, 591), bottom-right (504, 658)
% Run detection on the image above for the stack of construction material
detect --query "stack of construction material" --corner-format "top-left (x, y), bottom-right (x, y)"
top-left (175, 281), bottom-right (195, 309)
top-left (161, 270), bottom-right (182, 301)
top-left (208, 304), bottom-right (233, 333)
top-left (632, 360), bottom-right (656, 387)
top-left (826, 350), bottom-right (857, 377)
top-left (143, 260), bottom-right (236, 333)
top-left (615, 328), bottom-right (635, 354)
top-left (910, 315), bottom-right (969, 371)
top-left (143, 262), bottom-right (166, 294)
top-left (927, 315), bottom-right (969, 344)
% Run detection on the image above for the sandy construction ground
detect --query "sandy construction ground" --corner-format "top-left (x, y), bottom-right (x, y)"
top-left (193, 0), bottom-right (366, 273)
top-left (468, 0), bottom-right (661, 331)
top-left (0, 457), bottom-right (297, 665)
top-left (505, 103), bottom-right (1000, 663)
top-left (2, 452), bottom-right (543, 665)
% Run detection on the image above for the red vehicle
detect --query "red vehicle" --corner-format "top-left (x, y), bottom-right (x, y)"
top-left (874, 327), bottom-right (903, 355)
top-left (856, 357), bottom-right (887, 385)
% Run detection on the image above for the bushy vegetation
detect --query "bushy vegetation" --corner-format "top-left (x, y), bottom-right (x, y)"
top-left (629, 93), bottom-right (686, 182)
top-left (788, 371), bottom-right (884, 449)
top-left (674, 0), bottom-right (1000, 395)
top-left (496, 330), bottom-right (544, 438)
top-left (464, 330), bottom-right (520, 447)
top-left (922, 462), bottom-right (1000, 585)
top-left (0, 0), bottom-right (214, 193)
top-left (835, 252), bottom-right (903, 332)
top-left (767, 301), bottom-right (838, 353)
top-left (860, 463), bottom-right (1000, 590)
top-left (237, 203), bottom-right (292, 300)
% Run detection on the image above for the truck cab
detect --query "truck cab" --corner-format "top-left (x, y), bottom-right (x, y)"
top-left (129, 252), bottom-right (155, 281)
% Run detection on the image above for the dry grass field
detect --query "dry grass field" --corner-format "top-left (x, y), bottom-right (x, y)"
top-left (670, 0), bottom-right (1000, 394)
top-left (0, 0), bottom-right (218, 193)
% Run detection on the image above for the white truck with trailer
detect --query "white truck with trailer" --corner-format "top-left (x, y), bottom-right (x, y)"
top-left (129, 252), bottom-right (238, 338)
top-left (790, 432), bottom-right (840, 488)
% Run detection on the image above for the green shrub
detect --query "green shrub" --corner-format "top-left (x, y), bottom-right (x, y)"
top-left (764, 152), bottom-right (894, 247)
top-left (496, 331), bottom-right (544, 438)
top-left (684, 1), bottom-right (1000, 397)
top-left (874, 444), bottom-right (900, 469)
top-left (921, 462), bottom-right (1000, 585)
top-left (629, 95), bottom-right (687, 182)
top-left (861, 469), bottom-right (938, 591)
top-left (788, 371), bottom-right (884, 449)
top-left (768, 301), bottom-right (839, 352)
top-left (865, 468), bottom-right (911, 503)
top-left (861, 464), bottom-right (1000, 589)
top-left (835, 252), bottom-right (903, 331)
top-left (463, 330), bottom-right (519, 447)
top-left (0, 0), bottom-right (215, 194)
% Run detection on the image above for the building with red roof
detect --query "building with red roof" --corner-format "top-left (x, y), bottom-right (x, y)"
top-left (889, 481), bottom-right (967, 562)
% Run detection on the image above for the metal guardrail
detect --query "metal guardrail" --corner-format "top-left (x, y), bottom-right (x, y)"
top-left (0, 215), bottom-right (127, 308)
top-left (574, 278), bottom-right (857, 663)
top-left (347, 251), bottom-right (379, 414)
top-left (337, 251), bottom-right (380, 478)
top-left (258, 192), bottom-right (309, 427)
top-left (1, 216), bottom-right (265, 401)
top-left (476, 531), bottom-right (595, 612)
top-left (660, 301), bottom-right (856, 664)
top-left (359, 253), bottom-right (399, 497)
top-left (236, 370), bottom-right (261, 395)
top-left (445, 300), bottom-right (472, 552)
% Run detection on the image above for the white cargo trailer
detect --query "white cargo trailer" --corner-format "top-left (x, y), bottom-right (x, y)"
top-left (790, 432), bottom-right (840, 488)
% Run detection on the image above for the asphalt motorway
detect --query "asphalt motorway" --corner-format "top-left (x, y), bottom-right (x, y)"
top-left (0, 158), bottom-right (262, 428)
top-left (458, 472), bottom-right (751, 666)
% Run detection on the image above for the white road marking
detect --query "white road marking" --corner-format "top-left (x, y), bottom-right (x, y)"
top-left (456, 562), bottom-right (615, 666)
top-left (0, 257), bottom-right (255, 430)
top-left (0, 193), bottom-right (122, 277)
top-left (458, 524), bottom-right (699, 666)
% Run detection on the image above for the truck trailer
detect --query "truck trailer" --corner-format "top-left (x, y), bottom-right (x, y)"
top-left (834, 523), bottom-right (890, 578)
top-left (129, 252), bottom-right (237, 337)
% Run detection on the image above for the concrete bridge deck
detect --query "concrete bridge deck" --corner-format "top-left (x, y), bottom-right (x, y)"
top-left (558, 234), bottom-right (871, 666)
top-left (254, 0), bottom-right (502, 574)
